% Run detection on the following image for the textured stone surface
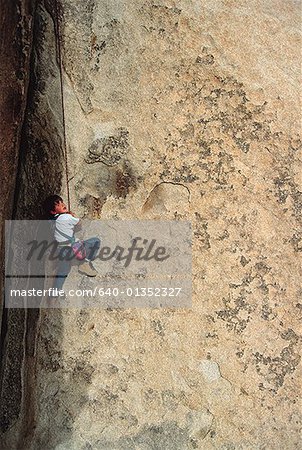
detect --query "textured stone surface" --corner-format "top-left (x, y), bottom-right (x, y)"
top-left (0, 0), bottom-right (35, 227)
top-left (2, 0), bottom-right (302, 448)
top-left (0, 1), bottom-right (66, 448)
top-left (33, 0), bottom-right (301, 449)
top-left (15, 0), bottom-right (65, 218)
top-left (0, 1), bottom-right (36, 447)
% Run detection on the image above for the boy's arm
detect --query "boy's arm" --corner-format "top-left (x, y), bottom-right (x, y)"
top-left (68, 211), bottom-right (82, 229)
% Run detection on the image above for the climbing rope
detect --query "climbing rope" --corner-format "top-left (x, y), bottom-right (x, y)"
top-left (54, 0), bottom-right (71, 211)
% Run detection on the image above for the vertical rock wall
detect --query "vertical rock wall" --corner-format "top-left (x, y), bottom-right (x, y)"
top-left (1, 1), bottom-right (66, 448)
top-left (0, 0), bottom-right (35, 446)
top-left (30, 1), bottom-right (301, 449)
top-left (0, 0), bottom-right (35, 327)
top-left (14, 0), bottom-right (65, 219)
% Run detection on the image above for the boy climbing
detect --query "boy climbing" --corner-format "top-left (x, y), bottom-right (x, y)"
top-left (43, 195), bottom-right (100, 293)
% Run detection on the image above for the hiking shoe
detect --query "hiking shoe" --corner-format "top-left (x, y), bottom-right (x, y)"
top-left (78, 261), bottom-right (98, 277)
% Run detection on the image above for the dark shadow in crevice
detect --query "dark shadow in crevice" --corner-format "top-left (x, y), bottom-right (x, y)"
top-left (0, 0), bottom-right (69, 448)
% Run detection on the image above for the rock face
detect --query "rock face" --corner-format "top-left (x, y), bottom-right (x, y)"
top-left (0, 1), bottom-right (65, 448)
top-left (0, 1), bottom-right (36, 447)
top-left (0, 0), bottom-right (35, 228)
top-left (1, 0), bottom-right (301, 448)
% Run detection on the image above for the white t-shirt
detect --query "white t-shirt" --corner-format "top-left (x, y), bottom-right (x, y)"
top-left (54, 213), bottom-right (80, 243)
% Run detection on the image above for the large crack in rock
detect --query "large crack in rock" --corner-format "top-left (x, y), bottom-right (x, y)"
top-left (0, 1), bottom-right (36, 447)
top-left (0, 0), bottom-right (66, 448)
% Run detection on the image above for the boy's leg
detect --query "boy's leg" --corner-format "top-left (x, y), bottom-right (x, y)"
top-left (83, 237), bottom-right (100, 261)
top-left (78, 237), bottom-right (100, 277)
top-left (53, 247), bottom-right (72, 291)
